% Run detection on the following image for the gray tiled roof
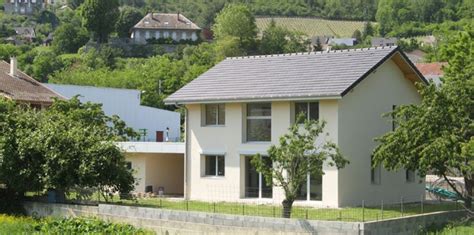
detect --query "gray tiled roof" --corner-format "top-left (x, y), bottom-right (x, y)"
top-left (165, 46), bottom-right (412, 104)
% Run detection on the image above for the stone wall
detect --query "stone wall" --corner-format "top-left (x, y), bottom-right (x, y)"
top-left (22, 201), bottom-right (466, 235)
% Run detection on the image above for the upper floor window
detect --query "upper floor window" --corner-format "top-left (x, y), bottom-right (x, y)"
top-left (295, 102), bottom-right (319, 123)
top-left (246, 103), bottom-right (271, 142)
top-left (392, 105), bottom-right (397, 131)
top-left (205, 104), bottom-right (225, 126)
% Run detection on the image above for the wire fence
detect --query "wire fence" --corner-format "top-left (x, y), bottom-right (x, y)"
top-left (25, 188), bottom-right (466, 222)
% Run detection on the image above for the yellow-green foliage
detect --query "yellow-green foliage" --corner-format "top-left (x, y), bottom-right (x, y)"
top-left (256, 17), bottom-right (371, 38)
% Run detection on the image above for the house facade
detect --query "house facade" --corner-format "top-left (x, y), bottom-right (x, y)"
top-left (130, 13), bottom-right (201, 44)
top-left (165, 47), bottom-right (427, 207)
top-left (4, 0), bottom-right (55, 15)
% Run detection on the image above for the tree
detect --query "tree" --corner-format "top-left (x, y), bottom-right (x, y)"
top-left (80, 0), bottom-right (120, 43)
top-left (115, 6), bottom-right (144, 38)
top-left (0, 97), bottom-right (137, 197)
top-left (212, 4), bottom-right (257, 51)
top-left (313, 37), bottom-right (323, 51)
top-left (53, 23), bottom-right (90, 54)
top-left (352, 29), bottom-right (362, 44)
top-left (252, 115), bottom-right (349, 218)
top-left (0, 44), bottom-right (19, 61)
top-left (362, 21), bottom-right (374, 40)
top-left (373, 30), bottom-right (473, 208)
top-left (32, 50), bottom-right (63, 82)
top-left (259, 19), bottom-right (288, 54)
top-left (67, 0), bottom-right (85, 9)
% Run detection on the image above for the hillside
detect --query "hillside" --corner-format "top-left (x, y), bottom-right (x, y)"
top-left (256, 17), bottom-right (370, 38)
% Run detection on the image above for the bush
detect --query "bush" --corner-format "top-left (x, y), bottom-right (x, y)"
top-left (0, 215), bottom-right (154, 234)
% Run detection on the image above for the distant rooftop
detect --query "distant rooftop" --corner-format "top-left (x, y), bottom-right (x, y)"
top-left (132, 13), bottom-right (201, 31)
top-left (415, 62), bottom-right (447, 76)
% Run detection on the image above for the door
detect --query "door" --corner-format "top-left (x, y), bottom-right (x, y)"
top-left (156, 131), bottom-right (164, 142)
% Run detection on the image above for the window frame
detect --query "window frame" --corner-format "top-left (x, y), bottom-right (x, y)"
top-left (204, 104), bottom-right (225, 126)
top-left (406, 169), bottom-right (415, 183)
top-left (203, 155), bottom-right (225, 177)
top-left (246, 103), bottom-right (272, 142)
top-left (294, 101), bottom-right (319, 123)
top-left (371, 157), bottom-right (381, 185)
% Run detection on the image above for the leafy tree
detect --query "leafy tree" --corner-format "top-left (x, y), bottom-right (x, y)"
top-left (313, 37), bottom-right (323, 51)
top-left (259, 19), bottom-right (288, 54)
top-left (31, 50), bottom-right (63, 82)
top-left (212, 4), bottom-right (257, 51)
top-left (0, 97), bottom-right (137, 197)
top-left (80, 0), bottom-right (120, 43)
top-left (252, 115), bottom-right (349, 218)
top-left (67, 0), bottom-right (85, 9)
top-left (352, 29), bottom-right (362, 43)
top-left (362, 21), bottom-right (375, 40)
top-left (373, 30), bottom-right (473, 208)
top-left (115, 6), bottom-right (144, 38)
top-left (52, 23), bottom-right (90, 54)
top-left (0, 44), bottom-right (19, 61)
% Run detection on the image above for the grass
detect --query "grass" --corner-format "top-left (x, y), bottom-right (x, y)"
top-left (256, 17), bottom-right (371, 38)
top-left (97, 196), bottom-right (461, 222)
top-left (0, 214), bottom-right (154, 234)
top-left (422, 218), bottom-right (474, 235)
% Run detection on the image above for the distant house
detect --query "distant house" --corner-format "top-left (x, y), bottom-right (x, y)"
top-left (371, 37), bottom-right (398, 47)
top-left (328, 38), bottom-right (356, 47)
top-left (165, 46), bottom-right (427, 207)
top-left (415, 62), bottom-right (447, 85)
top-left (0, 57), bottom-right (63, 108)
top-left (14, 27), bottom-right (36, 42)
top-left (310, 36), bottom-right (330, 50)
top-left (3, 0), bottom-right (55, 15)
top-left (130, 13), bottom-right (201, 44)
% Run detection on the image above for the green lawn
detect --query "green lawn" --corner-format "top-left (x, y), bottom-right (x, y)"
top-left (422, 219), bottom-right (474, 235)
top-left (256, 17), bottom-right (371, 38)
top-left (96, 196), bottom-right (460, 222)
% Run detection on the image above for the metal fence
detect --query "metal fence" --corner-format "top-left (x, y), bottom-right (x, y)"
top-left (26, 189), bottom-right (465, 222)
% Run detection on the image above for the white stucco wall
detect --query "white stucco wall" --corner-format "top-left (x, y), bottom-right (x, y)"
top-left (337, 59), bottom-right (425, 207)
top-left (186, 100), bottom-right (340, 206)
top-left (46, 84), bottom-right (181, 142)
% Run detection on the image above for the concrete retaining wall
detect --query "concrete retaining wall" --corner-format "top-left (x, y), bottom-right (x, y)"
top-left (22, 201), bottom-right (466, 235)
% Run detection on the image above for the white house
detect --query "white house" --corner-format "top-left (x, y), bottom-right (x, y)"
top-left (165, 46), bottom-right (427, 207)
top-left (46, 84), bottom-right (184, 195)
top-left (130, 13), bottom-right (201, 44)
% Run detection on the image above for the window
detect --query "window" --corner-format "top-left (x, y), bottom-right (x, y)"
top-left (246, 103), bottom-right (271, 142)
top-left (406, 169), bottom-right (415, 183)
top-left (392, 105), bottom-right (397, 131)
top-left (296, 173), bottom-right (322, 201)
top-left (204, 155), bottom-right (225, 176)
top-left (245, 156), bottom-right (272, 198)
top-left (126, 162), bottom-right (132, 170)
top-left (295, 102), bottom-right (319, 123)
top-left (371, 157), bottom-right (381, 185)
top-left (205, 104), bottom-right (225, 126)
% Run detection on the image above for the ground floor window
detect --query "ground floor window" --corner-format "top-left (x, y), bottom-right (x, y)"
top-left (244, 156), bottom-right (272, 198)
top-left (204, 155), bottom-right (225, 176)
top-left (406, 169), bottom-right (415, 183)
top-left (296, 173), bottom-right (322, 201)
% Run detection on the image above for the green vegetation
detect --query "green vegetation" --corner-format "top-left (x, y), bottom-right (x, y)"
top-left (421, 219), bottom-right (474, 234)
top-left (88, 196), bottom-right (461, 222)
top-left (0, 98), bottom-right (137, 201)
top-left (80, 0), bottom-right (120, 43)
top-left (373, 30), bottom-right (473, 208)
top-left (252, 115), bottom-right (348, 218)
top-left (0, 214), bottom-right (153, 234)
top-left (256, 17), bottom-right (368, 38)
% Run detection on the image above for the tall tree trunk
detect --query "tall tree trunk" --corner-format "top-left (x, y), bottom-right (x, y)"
top-left (282, 199), bottom-right (294, 218)
top-left (464, 176), bottom-right (473, 209)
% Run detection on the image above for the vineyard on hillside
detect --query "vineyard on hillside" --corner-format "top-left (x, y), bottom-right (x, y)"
top-left (256, 17), bottom-right (372, 38)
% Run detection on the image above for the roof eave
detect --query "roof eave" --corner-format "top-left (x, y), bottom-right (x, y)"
top-left (164, 95), bottom-right (342, 105)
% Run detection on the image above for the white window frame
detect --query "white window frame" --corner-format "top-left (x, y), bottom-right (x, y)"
top-left (204, 104), bottom-right (225, 126)
top-left (246, 103), bottom-right (271, 142)
top-left (294, 101), bottom-right (319, 123)
top-left (203, 155), bottom-right (225, 177)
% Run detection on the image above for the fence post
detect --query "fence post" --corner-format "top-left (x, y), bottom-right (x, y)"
top-left (400, 197), bottom-right (404, 217)
top-left (160, 198), bottom-right (162, 208)
top-left (339, 210), bottom-right (342, 221)
top-left (421, 195), bottom-right (424, 214)
top-left (362, 200), bottom-right (365, 222)
top-left (242, 204), bottom-right (245, 215)
top-left (213, 202), bottom-right (216, 213)
top-left (273, 206), bottom-right (275, 217)
top-left (305, 208), bottom-right (308, 219)
top-left (186, 200), bottom-right (189, 211)
top-left (381, 200), bottom-right (384, 220)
